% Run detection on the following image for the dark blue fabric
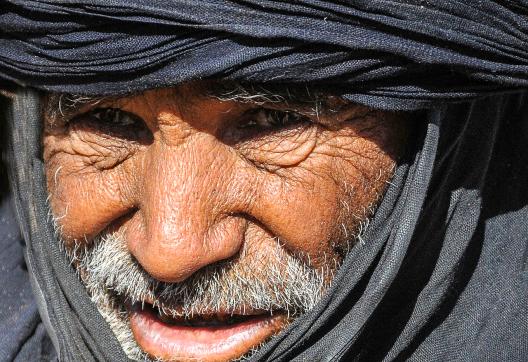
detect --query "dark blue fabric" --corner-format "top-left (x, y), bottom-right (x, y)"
top-left (0, 1), bottom-right (527, 109)
top-left (0, 196), bottom-right (56, 361)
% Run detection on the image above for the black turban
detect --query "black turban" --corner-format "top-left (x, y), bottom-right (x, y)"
top-left (1, 0), bottom-right (527, 109)
top-left (0, 1), bottom-right (527, 361)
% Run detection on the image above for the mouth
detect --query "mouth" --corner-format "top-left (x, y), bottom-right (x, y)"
top-left (128, 302), bottom-right (287, 361)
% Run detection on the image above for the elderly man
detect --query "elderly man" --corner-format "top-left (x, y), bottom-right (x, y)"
top-left (0, 1), bottom-right (527, 362)
top-left (39, 81), bottom-right (409, 361)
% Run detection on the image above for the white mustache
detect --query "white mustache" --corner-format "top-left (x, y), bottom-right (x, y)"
top-left (75, 232), bottom-right (337, 319)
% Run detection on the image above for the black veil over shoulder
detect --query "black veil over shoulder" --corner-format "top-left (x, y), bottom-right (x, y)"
top-left (0, 1), bottom-right (527, 361)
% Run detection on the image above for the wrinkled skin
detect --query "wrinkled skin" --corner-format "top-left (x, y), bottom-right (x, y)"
top-left (43, 82), bottom-right (410, 361)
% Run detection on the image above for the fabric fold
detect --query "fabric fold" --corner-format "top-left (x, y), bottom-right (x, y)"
top-left (1, 1), bottom-right (527, 109)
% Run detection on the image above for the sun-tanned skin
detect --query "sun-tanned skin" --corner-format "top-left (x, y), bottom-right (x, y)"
top-left (42, 82), bottom-right (409, 361)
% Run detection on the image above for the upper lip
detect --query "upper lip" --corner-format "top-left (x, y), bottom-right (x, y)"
top-left (131, 300), bottom-right (277, 321)
top-left (134, 295), bottom-right (278, 319)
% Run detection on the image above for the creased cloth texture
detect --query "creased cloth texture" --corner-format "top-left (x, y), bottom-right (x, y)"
top-left (0, 1), bottom-right (528, 109)
top-left (0, 196), bottom-right (56, 362)
top-left (1, 1), bottom-right (528, 362)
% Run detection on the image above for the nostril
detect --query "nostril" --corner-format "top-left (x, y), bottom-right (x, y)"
top-left (129, 214), bottom-right (249, 284)
top-left (200, 213), bottom-right (248, 260)
top-left (103, 207), bottom-right (138, 235)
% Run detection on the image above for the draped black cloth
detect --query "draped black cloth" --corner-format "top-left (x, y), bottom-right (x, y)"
top-left (0, 195), bottom-right (57, 361)
top-left (0, 1), bottom-right (527, 361)
top-left (1, 1), bottom-right (528, 109)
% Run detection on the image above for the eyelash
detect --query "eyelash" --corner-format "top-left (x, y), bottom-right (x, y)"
top-left (88, 108), bottom-right (141, 127)
top-left (239, 108), bottom-right (310, 129)
top-left (82, 107), bottom-right (309, 131)
top-left (69, 107), bottom-right (153, 144)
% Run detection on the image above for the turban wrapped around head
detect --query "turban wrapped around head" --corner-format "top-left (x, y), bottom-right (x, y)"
top-left (0, 0), bottom-right (527, 109)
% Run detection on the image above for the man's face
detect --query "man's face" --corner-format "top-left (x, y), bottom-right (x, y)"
top-left (43, 82), bottom-right (408, 361)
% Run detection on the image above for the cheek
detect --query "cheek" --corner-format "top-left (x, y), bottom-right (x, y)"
top-left (257, 121), bottom-right (402, 263)
top-left (44, 135), bottom-right (140, 244)
top-left (256, 175), bottom-right (341, 250)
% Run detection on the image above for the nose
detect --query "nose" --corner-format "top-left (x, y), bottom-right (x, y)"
top-left (128, 130), bottom-right (251, 283)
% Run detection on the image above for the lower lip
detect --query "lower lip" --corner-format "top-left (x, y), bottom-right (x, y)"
top-left (129, 307), bottom-right (285, 361)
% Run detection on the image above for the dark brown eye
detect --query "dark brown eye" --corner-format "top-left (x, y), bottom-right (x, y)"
top-left (239, 108), bottom-right (309, 130)
top-left (88, 108), bottom-right (142, 127)
top-left (222, 108), bottom-right (312, 144)
top-left (71, 107), bottom-right (153, 144)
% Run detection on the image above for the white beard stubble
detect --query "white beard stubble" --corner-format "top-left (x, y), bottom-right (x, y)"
top-left (67, 232), bottom-right (339, 361)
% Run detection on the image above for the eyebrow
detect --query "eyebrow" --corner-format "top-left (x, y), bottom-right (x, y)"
top-left (208, 82), bottom-right (329, 109)
top-left (43, 93), bottom-right (110, 125)
top-left (44, 82), bottom-right (334, 124)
